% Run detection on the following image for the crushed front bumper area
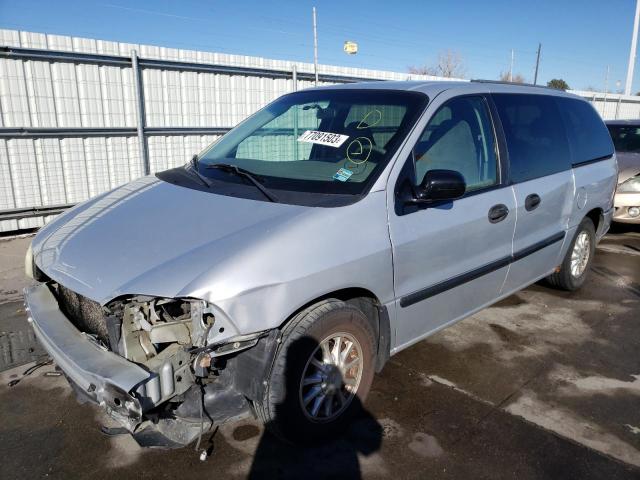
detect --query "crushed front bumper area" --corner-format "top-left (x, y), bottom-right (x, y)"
top-left (24, 284), bottom-right (172, 431)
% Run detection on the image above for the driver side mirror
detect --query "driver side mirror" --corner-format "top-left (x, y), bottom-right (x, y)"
top-left (411, 169), bottom-right (466, 204)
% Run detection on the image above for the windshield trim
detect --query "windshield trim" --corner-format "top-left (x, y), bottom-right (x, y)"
top-left (156, 166), bottom-right (370, 207)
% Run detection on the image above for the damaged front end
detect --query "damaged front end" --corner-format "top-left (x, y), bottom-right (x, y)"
top-left (25, 281), bottom-right (279, 447)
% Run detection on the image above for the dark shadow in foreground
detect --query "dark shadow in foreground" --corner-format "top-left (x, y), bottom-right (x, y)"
top-left (607, 221), bottom-right (640, 235)
top-left (247, 335), bottom-right (383, 480)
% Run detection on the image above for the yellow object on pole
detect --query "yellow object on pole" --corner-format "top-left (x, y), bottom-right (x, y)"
top-left (343, 41), bottom-right (358, 55)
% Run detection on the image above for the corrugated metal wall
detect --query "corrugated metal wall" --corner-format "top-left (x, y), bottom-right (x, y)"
top-left (572, 89), bottom-right (640, 121)
top-left (1, 28), bottom-right (639, 233)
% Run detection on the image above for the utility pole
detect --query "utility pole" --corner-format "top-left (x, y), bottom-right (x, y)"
top-left (533, 43), bottom-right (541, 85)
top-left (624, 0), bottom-right (640, 95)
top-left (312, 7), bottom-right (319, 86)
top-left (509, 49), bottom-right (514, 82)
top-left (131, 49), bottom-right (149, 175)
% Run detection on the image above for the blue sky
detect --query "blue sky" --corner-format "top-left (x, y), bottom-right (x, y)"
top-left (1, 0), bottom-right (638, 92)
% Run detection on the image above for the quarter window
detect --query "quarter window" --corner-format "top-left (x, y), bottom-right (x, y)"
top-left (493, 93), bottom-right (570, 183)
top-left (555, 97), bottom-right (613, 164)
top-left (414, 96), bottom-right (498, 191)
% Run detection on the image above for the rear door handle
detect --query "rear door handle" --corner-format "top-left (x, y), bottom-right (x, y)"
top-left (525, 193), bottom-right (541, 211)
top-left (488, 204), bottom-right (509, 223)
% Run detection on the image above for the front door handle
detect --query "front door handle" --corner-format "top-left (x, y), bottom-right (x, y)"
top-left (488, 204), bottom-right (509, 223)
top-left (525, 193), bottom-right (541, 211)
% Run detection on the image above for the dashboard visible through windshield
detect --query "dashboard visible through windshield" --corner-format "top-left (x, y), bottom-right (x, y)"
top-left (158, 89), bottom-right (428, 206)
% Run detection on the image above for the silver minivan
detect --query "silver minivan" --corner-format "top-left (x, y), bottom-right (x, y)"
top-left (24, 81), bottom-right (616, 446)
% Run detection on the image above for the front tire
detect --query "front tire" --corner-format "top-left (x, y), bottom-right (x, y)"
top-left (255, 299), bottom-right (376, 443)
top-left (546, 217), bottom-right (596, 291)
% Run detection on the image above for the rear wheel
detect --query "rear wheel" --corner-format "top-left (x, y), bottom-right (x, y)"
top-left (546, 217), bottom-right (596, 291)
top-left (255, 299), bottom-right (376, 443)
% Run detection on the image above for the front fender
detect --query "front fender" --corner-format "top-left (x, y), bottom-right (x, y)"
top-left (182, 191), bottom-right (394, 336)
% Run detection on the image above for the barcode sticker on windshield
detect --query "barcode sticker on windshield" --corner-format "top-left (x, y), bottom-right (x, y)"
top-left (297, 130), bottom-right (349, 148)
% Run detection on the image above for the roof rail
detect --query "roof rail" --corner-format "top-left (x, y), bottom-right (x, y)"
top-left (470, 79), bottom-right (557, 90)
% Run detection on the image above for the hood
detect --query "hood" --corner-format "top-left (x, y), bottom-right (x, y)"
top-left (32, 176), bottom-right (308, 305)
top-left (616, 152), bottom-right (640, 183)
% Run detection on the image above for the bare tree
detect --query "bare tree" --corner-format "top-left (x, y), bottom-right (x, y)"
top-left (409, 50), bottom-right (466, 78)
top-left (498, 71), bottom-right (526, 83)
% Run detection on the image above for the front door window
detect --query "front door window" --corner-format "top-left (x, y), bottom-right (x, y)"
top-left (414, 96), bottom-right (498, 192)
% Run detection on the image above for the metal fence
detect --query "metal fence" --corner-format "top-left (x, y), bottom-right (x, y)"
top-left (1, 28), bottom-right (639, 233)
top-left (573, 89), bottom-right (640, 120)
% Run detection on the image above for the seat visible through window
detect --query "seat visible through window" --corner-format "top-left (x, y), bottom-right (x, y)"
top-left (414, 96), bottom-right (498, 191)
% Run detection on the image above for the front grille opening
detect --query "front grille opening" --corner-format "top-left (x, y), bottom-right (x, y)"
top-left (56, 284), bottom-right (110, 345)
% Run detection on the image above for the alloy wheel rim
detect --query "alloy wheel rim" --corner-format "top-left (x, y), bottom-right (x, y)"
top-left (570, 231), bottom-right (590, 277)
top-left (298, 332), bottom-right (363, 422)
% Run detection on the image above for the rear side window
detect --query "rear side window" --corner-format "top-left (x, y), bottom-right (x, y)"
top-left (608, 124), bottom-right (640, 153)
top-left (557, 97), bottom-right (613, 165)
top-left (493, 93), bottom-right (571, 183)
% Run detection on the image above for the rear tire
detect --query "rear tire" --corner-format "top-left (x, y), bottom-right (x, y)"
top-left (255, 299), bottom-right (376, 444)
top-left (546, 217), bottom-right (595, 291)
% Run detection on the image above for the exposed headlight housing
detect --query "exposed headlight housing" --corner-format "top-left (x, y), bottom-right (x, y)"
top-left (107, 296), bottom-right (213, 362)
top-left (24, 243), bottom-right (48, 282)
top-left (24, 243), bottom-right (34, 279)
top-left (105, 296), bottom-right (240, 363)
top-left (618, 176), bottom-right (640, 193)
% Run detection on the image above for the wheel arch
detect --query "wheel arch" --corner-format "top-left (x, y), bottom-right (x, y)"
top-left (279, 288), bottom-right (390, 373)
top-left (585, 207), bottom-right (603, 232)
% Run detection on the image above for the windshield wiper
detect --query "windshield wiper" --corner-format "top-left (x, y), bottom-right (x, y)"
top-left (205, 163), bottom-right (279, 202)
top-left (187, 154), bottom-right (211, 188)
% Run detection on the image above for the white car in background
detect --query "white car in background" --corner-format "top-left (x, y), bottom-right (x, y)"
top-left (607, 120), bottom-right (640, 223)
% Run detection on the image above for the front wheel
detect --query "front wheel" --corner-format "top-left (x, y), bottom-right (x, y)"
top-left (546, 217), bottom-right (596, 291)
top-left (254, 299), bottom-right (376, 443)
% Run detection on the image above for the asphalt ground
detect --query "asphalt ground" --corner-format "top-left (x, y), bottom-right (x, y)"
top-left (0, 225), bottom-right (639, 479)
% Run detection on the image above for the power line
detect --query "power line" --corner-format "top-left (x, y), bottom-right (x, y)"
top-left (1, 12), bottom-right (625, 87)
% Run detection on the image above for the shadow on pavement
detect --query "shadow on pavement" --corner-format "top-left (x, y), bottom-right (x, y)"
top-left (607, 222), bottom-right (640, 235)
top-left (248, 335), bottom-right (383, 480)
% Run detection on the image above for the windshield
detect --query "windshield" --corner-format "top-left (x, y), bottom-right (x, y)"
top-left (196, 89), bottom-right (428, 197)
top-left (607, 125), bottom-right (640, 153)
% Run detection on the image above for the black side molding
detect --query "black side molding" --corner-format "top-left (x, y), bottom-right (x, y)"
top-left (400, 231), bottom-right (566, 308)
top-left (512, 231), bottom-right (565, 262)
top-left (572, 155), bottom-right (613, 168)
top-left (400, 256), bottom-right (511, 308)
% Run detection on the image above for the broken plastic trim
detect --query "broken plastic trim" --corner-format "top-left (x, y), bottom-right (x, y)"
top-left (102, 383), bottom-right (143, 431)
top-left (186, 330), bottom-right (269, 357)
